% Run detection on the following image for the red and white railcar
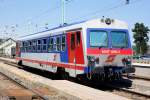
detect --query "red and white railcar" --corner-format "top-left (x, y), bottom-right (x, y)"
top-left (16, 18), bottom-right (135, 80)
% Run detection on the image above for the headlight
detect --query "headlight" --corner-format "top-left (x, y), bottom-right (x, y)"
top-left (122, 57), bottom-right (131, 65)
top-left (87, 56), bottom-right (95, 62)
top-left (87, 56), bottom-right (99, 64)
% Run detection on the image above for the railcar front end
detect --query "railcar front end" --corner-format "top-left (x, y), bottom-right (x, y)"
top-left (85, 28), bottom-right (135, 80)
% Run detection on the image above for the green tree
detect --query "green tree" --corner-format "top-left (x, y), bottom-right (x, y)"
top-left (132, 23), bottom-right (150, 55)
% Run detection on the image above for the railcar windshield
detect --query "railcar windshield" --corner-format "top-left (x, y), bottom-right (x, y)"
top-left (90, 30), bottom-right (108, 47)
top-left (110, 31), bottom-right (128, 48)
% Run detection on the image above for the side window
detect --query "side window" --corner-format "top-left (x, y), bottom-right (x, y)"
top-left (25, 42), bottom-right (28, 52)
top-left (37, 40), bottom-right (41, 51)
top-left (53, 38), bottom-right (56, 51)
top-left (42, 39), bottom-right (47, 51)
top-left (24, 42), bottom-right (27, 52)
top-left (29, 41), bottom-right (32, 52)
top-left (32, 40), bottom-right (37, 52)
top-left (61, 35), bottom-right (66, 51)
top-left (22, 42), bottom-right (25, 52)
top-left (71, 34), bottom-right (75, 50)
top-left (56, 37), bottom-right (61, 51)
top-left (20, 42), bottom-right (23, 52)
top-left (23, 42), bottom-right (25, 52)
top-left (49, 37), bottom-right (54, 51)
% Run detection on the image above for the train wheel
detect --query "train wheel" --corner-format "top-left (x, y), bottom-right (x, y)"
top-left (56, 67), bottom-right (69, 80)
top-left (17, 60), bottom-right (24, 69)
top-left (101, 73), bottom-right (105, 81)
top-left (76, 74), bottom-right (87, 81)
top-left (61, 72), bottom-right (69, 80)
top-left (115, 72), bottom-right (122, 80)
top-left (18, 60), bottom-right (22, 66)
top-left (118, 73), bottom-right (122, 80)
top-left (111, 74), bottom-right (115, 81)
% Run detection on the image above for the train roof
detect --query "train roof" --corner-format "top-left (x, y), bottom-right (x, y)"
top-left (17, 18), bottom-right (128, 41)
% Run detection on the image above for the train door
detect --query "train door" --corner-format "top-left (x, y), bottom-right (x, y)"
top-left (67, 31), bottom-right (84, 76)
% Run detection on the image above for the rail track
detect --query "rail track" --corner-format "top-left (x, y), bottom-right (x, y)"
top-left (123, 74), bottom-right (150, 81)
top-left (105, 81), bottom-right (150, 100)
top-left (0, 57), bottom-right (150, 100)
top-left (0, 58), bottom-right (63, 100)
top-left (72, 78), bottom-right (150, 100)
top-left (0, 72), bottom-right (43, 100)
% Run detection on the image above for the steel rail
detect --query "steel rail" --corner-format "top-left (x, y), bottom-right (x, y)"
top-left (0, 58), bottom-right (49, 100)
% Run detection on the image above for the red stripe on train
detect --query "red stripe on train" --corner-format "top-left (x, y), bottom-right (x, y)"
top-left (87, 48), bottom-right (132, 55)
top-left (16, 57), bottom-right (85, 71)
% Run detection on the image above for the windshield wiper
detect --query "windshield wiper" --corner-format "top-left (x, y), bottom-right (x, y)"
top-left (120, 46), bottom-right (125, 49)
top-left (99, 46), bottom-right (105, 49)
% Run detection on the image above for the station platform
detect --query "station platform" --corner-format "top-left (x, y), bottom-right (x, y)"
top-left (132, 63), bottom-right (150, 68)
top-left (0, 57), bottom-right (16, 63)
top-left (0, 61), bottom-right (129, 100)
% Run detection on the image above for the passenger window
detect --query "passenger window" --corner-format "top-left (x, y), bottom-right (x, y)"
top-left (71, 34), bottom-right (75, 50)
top-left (43, 39), bottom-right (47, 44)
top-left (76, 31), bottom-right (81, 45)
top-left (49, 38), bottom-right (54, 51)
top-left (37, 40), bottom-right (41, 51)
top-left (53, 38), bottom-right (56, 51)
top-left (20, 42), bottom-right (24, 52)
top-left (56, 37), bottom-right (61, 51)
top-left (32, 40), bottom-right (37, 52)
top-left (28, 41), bottom-right (32, 51)
top-left (22, 42), bottom-right (25, 52)
top-left (24, 42), bottom-right (27, 52)
top-left (42, 39), bottom-right (47, 51)
top-left (61, 35), bottom-right (66, 51)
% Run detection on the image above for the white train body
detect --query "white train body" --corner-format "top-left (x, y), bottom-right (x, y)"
top-left (16, 18), bottom-right (135, 79)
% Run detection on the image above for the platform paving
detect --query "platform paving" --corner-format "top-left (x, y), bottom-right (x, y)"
top-left (0, 62), bottom-right (129, 100)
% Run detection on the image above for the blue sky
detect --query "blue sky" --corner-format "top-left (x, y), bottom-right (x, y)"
top-left (0, 0), bottom-right (149, 44)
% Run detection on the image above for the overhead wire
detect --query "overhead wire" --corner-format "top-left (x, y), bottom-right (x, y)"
top-left (1, 0), bottom-right (144, 38)
top-left (68, 0), bottom-right (143, 23)
top-left (16, 0), bottom-right (75, 29)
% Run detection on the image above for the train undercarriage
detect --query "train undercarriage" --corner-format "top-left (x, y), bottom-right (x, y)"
top-left (77, 66), bottom-right (135, 81)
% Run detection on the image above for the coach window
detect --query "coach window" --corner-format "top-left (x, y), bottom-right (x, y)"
top-left (31, 41), bottom-right (33, 52)
top-left (23, 42), bottom-right (25, 52)
top-left (53, 37), bottom-right (56, 51)
top-left (32, 40), bottom-right (37, 52)
top-left (42, 39), bottom-right (47, 51)
top-left (22, 42), bottom-right (24, 52)
top-left (49, 37), bottom-right (53, 51)
top-left (61, 35), bottom-right (66, 51)
top-left (24, 42), bottom-right (27, 52)
top-left (28, 41), bottom-right (32, 52)
top-left (26, 41), bottom-right (29, 52)
top-left (20, 42), bottom-right (23, 52)
top-left (56, 37), bottom-right (61, 51)
top-left (37, 40), bottom-right (41, 51)
top-left (21, 42), bottom-right (23, 52)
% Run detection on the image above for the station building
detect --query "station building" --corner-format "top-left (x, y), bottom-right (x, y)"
top-left (0, 38), bottom-right (16, 58)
